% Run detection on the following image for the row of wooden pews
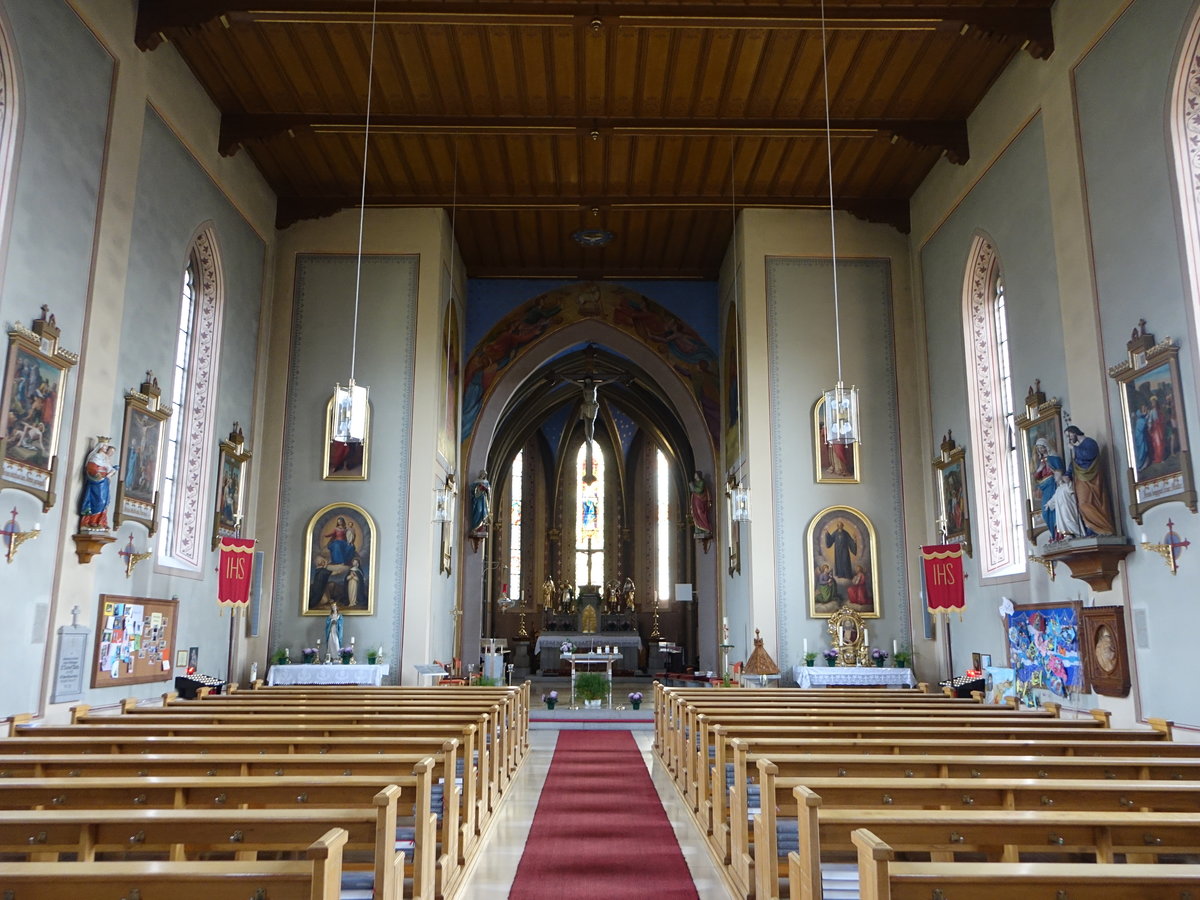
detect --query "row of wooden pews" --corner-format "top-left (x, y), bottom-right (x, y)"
top-left (653, 682), bottom-right (1200, 900)
top-left (1, 681), bottom-right (530, 899)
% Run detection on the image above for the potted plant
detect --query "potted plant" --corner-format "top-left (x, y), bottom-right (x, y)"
top-left (340, 646), bottom-right (355, 665)
top-left (574, 672), bottom-right (607, 707)
top-left (301, 646), bottom-right (318, 664)
top-left (804, 651), bottom-right (817, 667)
top-left (871, 648), bottom-right (889, 668)
top-left (543, 690), bottom-right (558, 710)
top-left (272, 647), bottom-right (291, 666)
top-left (894, 648), bottom-right (912, 668)
top-left (823, 648), bottom-right (839, 666)
top-left (628, 691), bottom-right (643, 710)
top-left (366, 646), bottom-right (381, 665)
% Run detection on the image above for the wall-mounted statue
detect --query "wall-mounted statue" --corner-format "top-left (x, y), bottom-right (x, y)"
top-left (1065, 425), bottom-right (1117, 536)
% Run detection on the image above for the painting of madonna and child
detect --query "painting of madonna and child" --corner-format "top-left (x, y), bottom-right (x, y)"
top-left (807, 506), bottom-right (879, 619)
top-left (303, 502), bottom-right (375, 615)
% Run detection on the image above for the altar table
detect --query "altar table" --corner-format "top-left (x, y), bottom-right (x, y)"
top-left (267, 663), bottom-right (390, 686)
top-left (563, 652), bottom-right (621, 705)
top-left (792, 664), bottom-right (915, 689)
top-left (537, 633), bottom-right (642, 673)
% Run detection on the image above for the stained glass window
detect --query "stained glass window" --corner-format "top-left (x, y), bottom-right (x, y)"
top-left (575, 440), bottom-right (604, 586)
top-left (509, 450), bottom-right (523, 600)
top-left (657, 448), bottom-right (670, 602)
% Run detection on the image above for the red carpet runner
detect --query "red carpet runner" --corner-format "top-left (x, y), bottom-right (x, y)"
top-left (509, 729), bottom-right (699, 899)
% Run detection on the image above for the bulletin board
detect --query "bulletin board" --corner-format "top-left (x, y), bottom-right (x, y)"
top-left (90, 594), bottom-right (179, 688)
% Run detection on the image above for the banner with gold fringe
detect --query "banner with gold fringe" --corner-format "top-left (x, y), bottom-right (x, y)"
top-left (217, 537), bottom-right (256, 609)
top-left (920, 543), bottom-right (965, 617)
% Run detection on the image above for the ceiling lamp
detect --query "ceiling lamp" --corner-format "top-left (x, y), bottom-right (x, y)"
top-left (333, 0), bottom-right (381, 444)
top-left (818, 0), bottom-right (860, 446)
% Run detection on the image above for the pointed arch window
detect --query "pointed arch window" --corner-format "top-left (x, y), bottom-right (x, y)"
top-left (159, 230), bottom-right (224, 571)
top-left (1171, 12), bottom-right (1200, 338)
top-left (656, 448), bottom-right (671, 602)
top-left (0, 16), bottom-right (19, 261)
top-left (963, 235), bottom-right (1024, 576)
top-left (575, 440), bottom-right (604, 587)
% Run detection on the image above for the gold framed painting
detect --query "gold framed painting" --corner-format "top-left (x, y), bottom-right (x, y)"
top-left (813, 396), bottom-right (859, 483)
top-left (114, 373), bottom-right (172, 535)
top-left (1107, 324), bottom-right (1196, 522)
top-left (303, 501), bottom-right (375, 615)
top-left (807, 505), bottom-right (879, 619)
top-left (932, 430), bottom-right (972, 557)
top-left (1014, 385), bottom-right (1064, 544)
top-left (0, 308), bottom-right (78, 510)
top-left (211, 424), bottom-right (251, 550)
top-left (323, 394), bottom-right (370, 480)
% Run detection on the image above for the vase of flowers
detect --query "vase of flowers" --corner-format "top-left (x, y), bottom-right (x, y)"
top-left (560, 640), bottom-right (575, 655)
top-left (302, 647), bottom-right (317, 664)
top-left (340, 647), bottom-right (355, 665)
top-left (824, 648), bottom-right (839, 666)
top-left (543, 690), bottom-right (558, 710)
top-left (871, 648), bottom-right (889, 667)
top-left (628, 691), bottom-right (643, 710)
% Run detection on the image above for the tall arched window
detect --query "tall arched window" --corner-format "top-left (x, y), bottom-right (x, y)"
top-left (159, 229), bottom-right (223, 570)
top-left (1171, 10), bottom-right (1200, 337)
top-left (508, 450), bottom-right (523, 601)
top-left (575, 440), bottom-right (604, 586)
top-left (0, 13), bottom-right (20, 268)
top-left (963, 234), bottom-right (1024, 576)
top-left (656, 448), bottom-right (671, 602)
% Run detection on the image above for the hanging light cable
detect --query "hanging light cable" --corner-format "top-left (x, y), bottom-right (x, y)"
top-left (728, 137), bottom-right (751, 523)
top-left (333, 0), bottom-right (380, 443)
top-left (818, 0), bottom-right (861, 446)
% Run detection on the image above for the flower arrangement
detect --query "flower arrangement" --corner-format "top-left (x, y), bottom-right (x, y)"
top-left (272, 647), bottom-right (291, 665)
top-left (894, 647), bottom-right (912, 667)
top-left (543, 690), bottom-right (558, 709)
top-left (823, 648), bottom-right (839, 665)
top-left (340, 646), bottom-right (355, 664)
top-left (560, 640), bottom-right (575, 654)
top-left (302, 646), bottom-right (318, 663)
top-left (871, 648), bottom-right (889, 667)
top-left (628, 691), bottom-right (644, 709)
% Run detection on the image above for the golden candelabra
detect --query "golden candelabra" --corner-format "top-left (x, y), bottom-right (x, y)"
top-left (3, 509), bottom-right (40, 563)
top-left (650, 604), bottom-right (662, 640)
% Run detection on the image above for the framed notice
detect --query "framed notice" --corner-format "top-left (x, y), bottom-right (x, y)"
top-left (91, 594), bottom-right (179, 688)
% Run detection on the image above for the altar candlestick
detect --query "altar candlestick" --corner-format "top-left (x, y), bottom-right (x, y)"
top-left (803, 638), bottom-right (808, 655)
top-left (893, 639), bottom-right (898, 656)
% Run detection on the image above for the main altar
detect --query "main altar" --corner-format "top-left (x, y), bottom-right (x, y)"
top-left (534, 582), bottom-right (644, 672)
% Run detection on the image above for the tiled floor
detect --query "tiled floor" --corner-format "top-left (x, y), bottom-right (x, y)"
top-left (457, 729), bottom-right (734, 899)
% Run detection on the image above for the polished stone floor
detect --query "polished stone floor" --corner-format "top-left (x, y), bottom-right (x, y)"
top-left (456, 729), bottom-right (734, 899)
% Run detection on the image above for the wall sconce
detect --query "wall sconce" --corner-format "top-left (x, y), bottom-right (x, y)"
top-left (731, 482), bottom-right (752, 523)
top-left (3, 508), bottom-right (40, 563)
top-left (118, 532), bottom-right (153, 578)
top-left (433, 474), bottom-right (456, 523)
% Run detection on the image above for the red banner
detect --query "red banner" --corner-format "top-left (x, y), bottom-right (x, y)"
top-left (921, 544), bottom-right (965, 615)
top-left (218, 537), bottom-right (256, 608)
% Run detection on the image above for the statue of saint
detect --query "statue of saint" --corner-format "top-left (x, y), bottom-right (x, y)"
top-left (541, 576), bottom-right (556, 610)
top-left (79, 438), bottom-right (118, 531)
top-left (325, 603), bottom-right (343, 658)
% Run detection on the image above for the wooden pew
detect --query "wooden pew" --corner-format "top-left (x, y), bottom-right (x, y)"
top-left (0, 787), bottom-right (403, 900)
top-left (0, 826), bottom-right (349, 900)
top-left (0, 769), bottom-right (448, 899)
top-left (851, 827), bottom-right (1200, 900)
top-left (785, 787), bottom-right (1200, 900)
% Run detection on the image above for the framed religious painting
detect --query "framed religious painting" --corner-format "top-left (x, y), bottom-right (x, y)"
top-left (1014, 383), bottom-right (1064, 543)
top-left (211, 423), bottom-right (251, 550)
top-left (114, 373), bottom-right (172, 534)
top-left (303, 502), bottom-right (375, 616)
top-left (1, 307), bottom-right (78, 510)
top-left (1108, 322), bottom-right (1196, 522)
top-left (323, 394), bottom-right (370, 480)
top-left (931, 430), bottom-right (972, 557)
top-left (1079, 605), bottom-right (1131, 697)
top-left (806, 505), bottom-right (879, 619)
top-left (813, 396), bottom-right (859, 483)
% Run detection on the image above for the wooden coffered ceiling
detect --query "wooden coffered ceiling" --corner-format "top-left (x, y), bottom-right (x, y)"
top-left (136, 1), bottom-right (1056, 279)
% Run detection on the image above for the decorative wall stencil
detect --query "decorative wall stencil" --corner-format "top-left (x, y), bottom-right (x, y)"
top-left (1, 306), bottom-right (78, 510)
top-left (807, 505), bottom-right (879, 619)
top-left (814, 395), bottom-right (860, 483)
top-left (115, 372), bottom-right (171, 534)
top-left (303, 502), bottom-right (375, 616)
top-left (1107, 321), bottom-right (1196, 522)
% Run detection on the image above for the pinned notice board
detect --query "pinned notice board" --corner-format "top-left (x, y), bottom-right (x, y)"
top-left (90, 594), bottom-right (180, 688)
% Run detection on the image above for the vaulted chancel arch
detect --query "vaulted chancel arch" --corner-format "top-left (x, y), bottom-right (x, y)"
top-left (458, 283), bottom-right (721, 672)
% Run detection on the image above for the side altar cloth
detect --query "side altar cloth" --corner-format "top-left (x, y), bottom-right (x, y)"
top-left (792, 664), bottom-right (915, 689)
top-left (267, 663), bottom-right (390, 686)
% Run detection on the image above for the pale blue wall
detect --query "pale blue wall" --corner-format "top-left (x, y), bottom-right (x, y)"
top-left (0, 0), bottom-right (112, 718)
top-left (271, 255), bottom-right (419, 675)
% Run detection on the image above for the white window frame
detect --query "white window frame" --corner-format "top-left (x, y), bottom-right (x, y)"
top-left (1170, 9), bottom-right (1200, 345)
top-left (159, 227), bottom-right (224, 572)
top-left (962, 234), bottom-right (1024, 577)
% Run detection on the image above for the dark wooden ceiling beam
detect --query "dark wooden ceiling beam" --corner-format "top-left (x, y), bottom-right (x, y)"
top-left (137, 2), bottom-right (1052, 59)
top-left (274, 193), bottom-right (910, 232)
top-left (219, 113), bottom-right (968, 162)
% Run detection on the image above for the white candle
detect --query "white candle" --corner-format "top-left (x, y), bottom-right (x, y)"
top-left (863, 627), bottom-right (868, 645)
top-left (893, 639), bottom-right (898, 656)
top-left (803, 638), bottom-right (808, 655)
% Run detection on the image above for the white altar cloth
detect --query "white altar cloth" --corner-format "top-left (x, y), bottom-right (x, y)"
top-left (534, 633), bottom-right (643, 652)
top-left (267, 663), bottom-right (390, 686)
top-left (793, 665), bottom-right (915, 689)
